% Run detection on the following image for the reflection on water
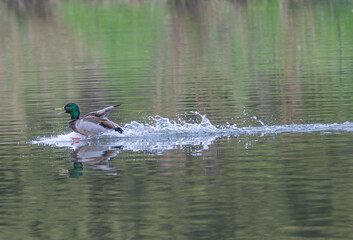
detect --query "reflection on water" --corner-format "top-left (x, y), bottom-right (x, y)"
top-left (67, 144), bottom-right (121, 178)
top-left (2, 0), bottom-right (353, 239)
top-left (3, 0), bottom-right (51, 17)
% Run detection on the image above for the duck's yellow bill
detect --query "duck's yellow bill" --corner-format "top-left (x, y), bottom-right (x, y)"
top-left (56, 107), bottom-right (66, 115)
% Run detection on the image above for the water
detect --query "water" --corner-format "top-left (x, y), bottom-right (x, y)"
top-left (2, 0), bottom-right (353, 239)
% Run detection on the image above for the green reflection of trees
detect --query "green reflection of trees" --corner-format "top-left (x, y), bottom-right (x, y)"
top-left (53, 0), bottom-right (353, 124)
top-left (1, 0), bottom-right (353, 129)
top-left (57, 1), bottom-right (167, 119)
top-left (4, 133), bottom-right (349, 239)
top-left (2, 1), bottom-right (353, 239)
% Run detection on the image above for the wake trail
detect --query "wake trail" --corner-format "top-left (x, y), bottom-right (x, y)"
top-left (31, 113), bottom-right (353, 152)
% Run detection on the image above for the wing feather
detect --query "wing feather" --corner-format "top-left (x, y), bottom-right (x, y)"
top-left (82, 116), bottom-right (119, 129)
top-left (84, 104), bottom-right (120, 118)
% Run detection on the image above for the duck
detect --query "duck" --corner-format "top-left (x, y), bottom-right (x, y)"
top-left (57, 103), bottom-right (124, 137)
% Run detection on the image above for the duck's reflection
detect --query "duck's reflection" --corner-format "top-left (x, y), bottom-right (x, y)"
top-left (68, 144), bottom-right (122, 178)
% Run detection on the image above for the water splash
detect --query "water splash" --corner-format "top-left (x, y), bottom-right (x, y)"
top-left (120, 113), bottom-right (219, 137)
top-left (31, 112), bottom-right (353, 153)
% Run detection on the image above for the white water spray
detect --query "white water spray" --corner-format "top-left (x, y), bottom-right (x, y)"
top-left (31, 112), bottom-right (353, 153)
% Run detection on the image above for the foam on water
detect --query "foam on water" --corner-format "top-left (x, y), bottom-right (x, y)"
top-left (31, 112), bottom-right (353, 153)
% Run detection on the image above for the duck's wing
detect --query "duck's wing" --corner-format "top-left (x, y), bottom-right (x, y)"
top-left (81, 115), bottom-right (120, 129)
top-left (84, 104), bottom-right (120, 118)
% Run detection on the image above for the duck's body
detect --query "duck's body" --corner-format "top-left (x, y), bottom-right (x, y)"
top-left (58, 103), bottom-right (123, 137)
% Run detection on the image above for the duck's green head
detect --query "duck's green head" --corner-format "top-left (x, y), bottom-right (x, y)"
top-left (57, 103), bottom-right (80, 120)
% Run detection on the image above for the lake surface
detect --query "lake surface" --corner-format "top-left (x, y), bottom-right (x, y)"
top-left (1, 0), bottom-right (353, 239)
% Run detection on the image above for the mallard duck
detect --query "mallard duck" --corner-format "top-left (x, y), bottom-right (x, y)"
top-left (57, 103), bottom-right (123, 137)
